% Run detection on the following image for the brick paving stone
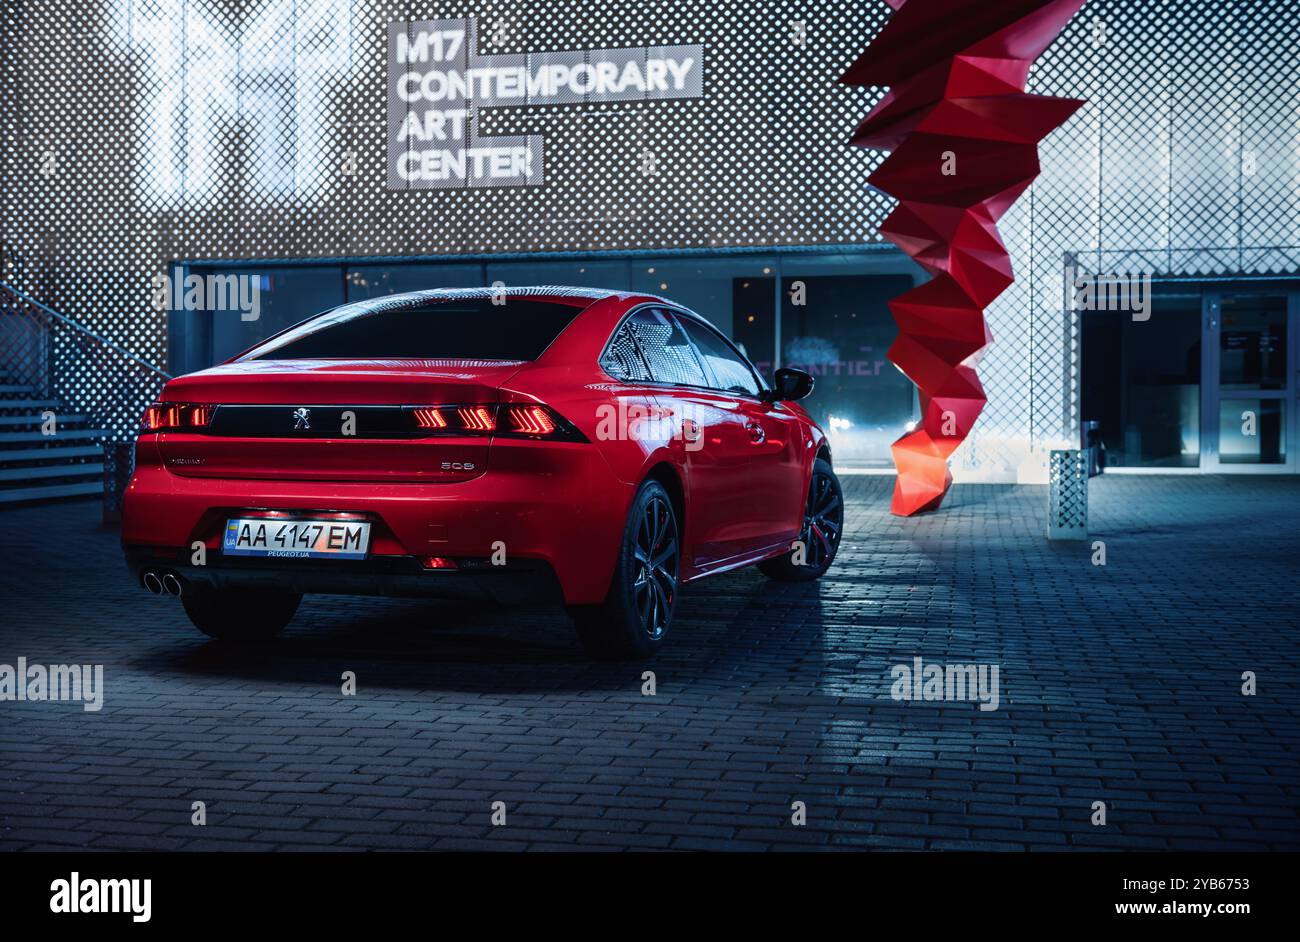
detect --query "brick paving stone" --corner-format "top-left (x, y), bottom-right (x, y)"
top-left (0, 475), bottom-right (1297, 850)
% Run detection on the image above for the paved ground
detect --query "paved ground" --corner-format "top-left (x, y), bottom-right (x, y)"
top-left (0, 475), bottom-right (1296, 851)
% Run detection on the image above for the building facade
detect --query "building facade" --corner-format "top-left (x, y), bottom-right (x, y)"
top-left (2, 0), bottom-right (1297, 474)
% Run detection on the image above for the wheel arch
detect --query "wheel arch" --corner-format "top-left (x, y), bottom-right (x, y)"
top-left (815, 438), bottom-right (833, 467)
top-left (643, 460), bottom-right (686, 557)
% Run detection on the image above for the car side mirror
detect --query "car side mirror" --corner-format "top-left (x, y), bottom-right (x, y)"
top-left (765, 367), bottom-right (814, 402)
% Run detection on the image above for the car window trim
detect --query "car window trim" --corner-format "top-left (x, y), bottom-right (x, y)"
top-left (597, 303), bottom-right (659, 383)
top-left (598, 302), bottom-right (772, 403)
top-left (664, 307), bottom-right (769, 399)
top-left (656, 307), bottom-right (721, 390)
top-left (648, 306), bottom-right (716, 389)
top-left (599, 303), bottom-right (708, 387)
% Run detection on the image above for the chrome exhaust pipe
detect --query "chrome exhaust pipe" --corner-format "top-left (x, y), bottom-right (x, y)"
top-left (162, 573), bottom-right (183, 597)
top-left (142, 571), bottom-right (164, 596)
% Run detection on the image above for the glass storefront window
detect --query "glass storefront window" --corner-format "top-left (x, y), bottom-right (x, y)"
top-left (1219, 296), bottom-right (1286, 391)
top-left (1081, 292), bottom-right (1202, 468)
top-left (777, 274), bottom-right (915, 466)
top-left (202, 264), bottom-right (344, 365)
top-left (731, 277), bottom-right (776, 377)
top-left (178, 255), bottom-right (925, 469)
top-left (346, 263), bottom-right (482, 301)
top-left (1218, 399), bottom-right (1286, 464)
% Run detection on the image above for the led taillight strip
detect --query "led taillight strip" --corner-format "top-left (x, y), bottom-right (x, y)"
top-left (507, 405), bottom-right (556, 436)
top-left (411, 407), bottom-right (447, 429)
top-left (141, 402), bottom-right (215, 432)
top-left (408, 403), bottom-right (585, 441)
top-left (458, 406), bottom-right (497, 432)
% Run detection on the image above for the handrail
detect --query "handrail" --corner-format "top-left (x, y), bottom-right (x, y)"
top-left (0, 281), bottom-right (174, 448)
top-left (0, 281), bottom-right (171, 380)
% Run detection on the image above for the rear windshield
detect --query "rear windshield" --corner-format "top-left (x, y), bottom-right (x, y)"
top-left (242, 298), bottom-right (586, 361)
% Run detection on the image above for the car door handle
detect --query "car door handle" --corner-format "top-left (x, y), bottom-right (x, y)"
top-left (744, 420), bottom-right (766, 444)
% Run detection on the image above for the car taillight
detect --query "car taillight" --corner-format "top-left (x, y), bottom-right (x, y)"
top-left (412, 407), bottom-right (447, 429)
top-left (141, 402), bottom-right (215, 432)
top-left (404, 404), bottom-right (586, 442)
top-left (503, 405), bottom-right (556, 436)
top-left (458, 406), bottom-right (497, 432)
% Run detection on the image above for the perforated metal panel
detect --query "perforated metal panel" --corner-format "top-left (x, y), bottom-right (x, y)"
top-left (101, 441), bottom-right (136, 522)
top-left (2, 0), bottom-right (1297, 461)
top-left (973, 0), bottom-right (1300, 477)
top-left (1048, 448), bottom-right (1088, 539)
top-left (0, 2), bottom-right (892, 396)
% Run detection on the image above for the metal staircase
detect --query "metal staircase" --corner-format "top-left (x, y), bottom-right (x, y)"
top-left (0, 376), bottom-right (110, 503)
top-left (0, 282), bottom-right (170, 508)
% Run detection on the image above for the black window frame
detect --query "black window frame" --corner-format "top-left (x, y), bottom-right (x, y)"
top-left (600, 305), bottom-right (709, 390)
top-left (598, 303), bottom-right (771, 399)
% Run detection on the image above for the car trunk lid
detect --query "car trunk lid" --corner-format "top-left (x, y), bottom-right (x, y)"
top-left (156, 359), bottom-right (525, 483)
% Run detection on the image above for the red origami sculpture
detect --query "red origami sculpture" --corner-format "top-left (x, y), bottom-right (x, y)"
top-left (843, 0), bottom-right (1086, 515)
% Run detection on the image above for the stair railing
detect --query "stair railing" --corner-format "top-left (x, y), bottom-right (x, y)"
top-left (0, 281), bottom-right (172, 443)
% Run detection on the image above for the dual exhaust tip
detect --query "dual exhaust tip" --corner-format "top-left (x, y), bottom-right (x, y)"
top-left (142, 570), bottom-right (183, 598)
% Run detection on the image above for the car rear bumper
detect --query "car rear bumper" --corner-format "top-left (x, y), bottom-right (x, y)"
top-left (121, 437), bottom-right (630, 605)
top-left (124, 546), bottom-right (564, 604)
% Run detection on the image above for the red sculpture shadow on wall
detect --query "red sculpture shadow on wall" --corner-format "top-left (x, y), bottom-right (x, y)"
top-left (842, 0), bottom-right (1087, 515)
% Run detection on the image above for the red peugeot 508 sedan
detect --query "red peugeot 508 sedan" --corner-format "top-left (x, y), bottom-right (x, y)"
top-left (123, 287), bottom-right (843, 658)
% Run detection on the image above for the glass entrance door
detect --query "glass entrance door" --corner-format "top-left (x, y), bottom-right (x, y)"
top-left (774, 274), bottom-right (914, 466)
top-left (1204, 292), bottom-right (1296, 471)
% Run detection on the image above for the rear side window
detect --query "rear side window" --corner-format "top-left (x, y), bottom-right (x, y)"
top-left (600, 323), bottom-right (652, 381)
top-left (678, 316), bottom-right (763, 396)
top-left (626, 309), bottom-right (709, 387)
top-left (242, 298), bottom-right (585, 361)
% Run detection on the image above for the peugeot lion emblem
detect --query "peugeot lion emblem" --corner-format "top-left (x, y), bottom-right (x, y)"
top-left (293, 408), bottom-right (311, 430)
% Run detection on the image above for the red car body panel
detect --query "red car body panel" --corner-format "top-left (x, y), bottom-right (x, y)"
top-left (122, 289), bottom-right (828, 606)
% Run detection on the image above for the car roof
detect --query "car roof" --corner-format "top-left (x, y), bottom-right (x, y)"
top-left (337, 286), bottom-right (668, 313)
top-left (231, 286), bottom-right (686, 363)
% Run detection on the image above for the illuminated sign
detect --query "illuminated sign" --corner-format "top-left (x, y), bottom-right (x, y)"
top-left (387, 18), bottom-right (703, 188)
top-left (108, 0), bottom-right (365, 203)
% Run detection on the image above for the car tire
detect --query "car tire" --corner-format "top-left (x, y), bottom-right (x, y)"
top-left (181, 583), bottom-right (302, 641)
top-left (570, 478), bottom-right (680, 660)
top-left (759, 458), bottom-right (843, 582)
